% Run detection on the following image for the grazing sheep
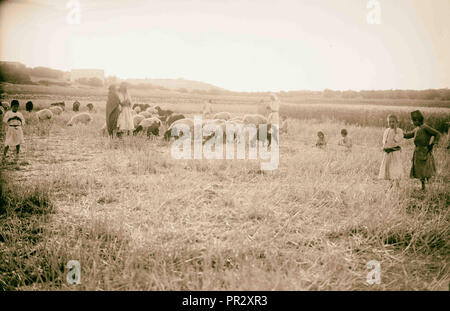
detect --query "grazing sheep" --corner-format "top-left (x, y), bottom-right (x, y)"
top-left (37, 109), bottom-right (53, 120)
top-left (164, 118), bottom-right (194, 141)
top-left (67, 112), bottom-right (92, 126)
top-left (133, 103), bottom-right (151, 111)
top-left (242, 114), bottom-right (270, 146)
top-left (155, 106), bottom-right (173, 118)
top-left (229, 116), bottom-right (243, 122)
top-left (167, 113), bottom-right (185, 126)
top-left (73, 101), bottom-right (80, 112)
top-left (134, 106), bottom-right (141, 113)
top-left (51, 102), bottom-right (65, 110)
top-left (242, 114), bottom-right (267, 125)
top-left (213, 112), bottom-right (231, 121)
top-left (49, 106), bottom-right (63, 115)
top-left (139, 111), bottom-right (152, 118)
top-left (26, 101), bottom-right (33, 112)
top-left (203, 119), bottom-right (227, 144)
top-left (133, 114), bottom-right (145, 128)
top-left (133, 117), bottom-right (162, 137)
top-left (146, 107), bottom-right (158, 114)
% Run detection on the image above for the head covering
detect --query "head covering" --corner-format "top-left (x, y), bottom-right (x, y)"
top-left (411, 110), bottom-right (424, 121)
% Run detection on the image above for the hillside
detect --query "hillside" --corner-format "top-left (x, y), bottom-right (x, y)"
top-left (124, 78), bottom-right (225, 91)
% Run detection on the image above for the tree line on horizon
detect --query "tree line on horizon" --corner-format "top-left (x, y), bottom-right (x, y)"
top-left (1, 61), bottom-right (449, 100)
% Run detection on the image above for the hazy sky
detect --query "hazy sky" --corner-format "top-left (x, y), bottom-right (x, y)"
top-left (1, 0), bottom-right (449, 92)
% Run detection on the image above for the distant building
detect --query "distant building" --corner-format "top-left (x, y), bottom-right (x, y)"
top-left (71, 69), bottom-right (104, 82)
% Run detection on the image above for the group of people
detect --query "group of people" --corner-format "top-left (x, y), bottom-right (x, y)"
top-left (380, 110), bottom-right (441, 191)
top-left (315, 128), bottom-right (352, 149)
top-left (105, 82), bottom-right (134, 138)
top-left (314, 110), bottom-right (442, 191)
top-left (0, 92), bottom-right (445, 192)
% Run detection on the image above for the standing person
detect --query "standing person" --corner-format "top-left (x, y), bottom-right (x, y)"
top-left (338, 129), bottom-right (352, 150)
top-left (267, 93), bottom-right (280, 145)
top-left (106, 84), bottom-right (120, 138)
top-left (378, 115), bottom-right (404, 187)
top-left (116, 82), bottom-right (134, 137)
top-left (202, 99), bottom-right (213, 119)
top-left (2, 100), bottom-right (25, 164)
top-left (404, 110), bottom-right (440, 191)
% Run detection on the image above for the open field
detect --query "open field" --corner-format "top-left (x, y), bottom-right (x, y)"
top-left (0, 92), bottom-right (449, 291)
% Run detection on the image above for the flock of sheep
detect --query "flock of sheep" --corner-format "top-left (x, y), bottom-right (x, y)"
top-left (114, 103), bottom-right (279, 146)
top-left (22, 100), bottom-right (95, 126)
top-left (2, 99), bottom-right (284, 146)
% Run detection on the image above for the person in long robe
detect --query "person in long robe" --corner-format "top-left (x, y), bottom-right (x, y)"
top-left (404, 110), bottom-right (440, 191)
top-left (267, 93), bottom-right (280, 146)
top-left (105, 84), bottom-right (120, 138)
top-left (116, 82), bottom-right (134, 137)
top-left (378, 115), bottom-right (404, 188)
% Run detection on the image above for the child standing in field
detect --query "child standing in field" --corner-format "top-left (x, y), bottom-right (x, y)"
top-left (316, 131), bottom-right (327, 148)
top-left (338, 129), bottom-right (352, 150)
top-left (2, 100), bottom-right (25, 164)
top-left (403, 110), bottom-right (440, 191)
top-left (378, 115), bottom-right (403, 187)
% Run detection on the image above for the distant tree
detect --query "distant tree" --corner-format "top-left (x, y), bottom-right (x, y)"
top-left (323, 89), bottom-right (341, 98)
top-left (342, 90), bottom-right (358, 99)
top-left (30, 66), bottom-right (64, 79)
top-left (440, 88), bottom-right (450, 100)
top-left (76, 77), bottom-right (103, 87)
top-left (0, 63), bottom-right (32, 84)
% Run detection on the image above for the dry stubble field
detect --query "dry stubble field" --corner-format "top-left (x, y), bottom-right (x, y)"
top-left (0, 97), bottom-right (449, 290)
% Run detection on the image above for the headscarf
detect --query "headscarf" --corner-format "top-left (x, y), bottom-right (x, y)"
top-left (411, 110), bottom-right (424, 122)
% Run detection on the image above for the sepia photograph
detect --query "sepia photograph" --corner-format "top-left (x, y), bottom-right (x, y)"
top-left (0, 0), bottom-right (449, 294)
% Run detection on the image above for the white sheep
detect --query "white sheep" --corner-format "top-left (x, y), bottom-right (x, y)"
top-left (134, 117), bottom-right (162, 137)
top-left (146, 107), bottom-right (158, 114)
top-left (67, 112), bottom-right (93, 126)
top-left (242, 114), bottom-right (267, 125)
top-left (134, 106), bottom-right (141, 113)
top-left (133, 114), bottom-right (145, 128)
top-left (49, 106), bottom-right (63, 115)
top-left (139, 111), bottom-right (153, 118)
top-left (213, 112), bottom-right (231, 121)
top-left (164, 118), bottom-right (194, 141)
top-left (37, 109), bottom-right (53, 120)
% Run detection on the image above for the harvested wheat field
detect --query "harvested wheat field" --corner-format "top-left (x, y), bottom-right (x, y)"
top-left (1, 97), bottom-right (449, 291)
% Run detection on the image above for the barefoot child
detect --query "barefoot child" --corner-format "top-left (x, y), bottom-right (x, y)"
top-left (378, 115), bottom-right (403, 187)
top-left (316, 131), bottom-right (326, 148)
top-left (2, 100), bottom-right (25, 163)
top-left (403, 110), bottom-right (440, 191)
top-left (338, 128), bottom-right (352, 150)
